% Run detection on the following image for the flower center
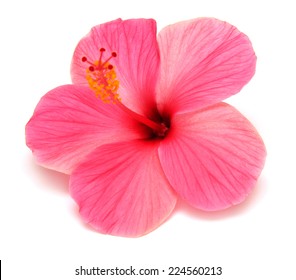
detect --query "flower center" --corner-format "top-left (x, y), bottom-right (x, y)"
top-left (82, 48), bottom-right (169, 138)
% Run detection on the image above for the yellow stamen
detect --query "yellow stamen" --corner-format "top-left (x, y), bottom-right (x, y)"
top-left (85, 61), bottom-right (120, 103)
top-left (82, 49), bottom-right (120, 103)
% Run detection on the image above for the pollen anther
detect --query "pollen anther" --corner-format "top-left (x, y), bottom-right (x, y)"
top-left (82, 48), bottom-right (120, 103)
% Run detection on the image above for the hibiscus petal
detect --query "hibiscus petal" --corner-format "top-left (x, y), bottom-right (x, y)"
top-left (157, 18), bottom-right (256, 115)
top-left (26, 85), bottom-right (148, 174)
top-left (71, 18), bottom-right (160, 117)
top-left (159, 103), bottom-right (266, 210)
top-left (70, 140), bottom-right (177, 237)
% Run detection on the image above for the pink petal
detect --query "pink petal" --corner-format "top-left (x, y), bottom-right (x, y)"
top-left (157, 18), bottom-right (256, 115)
top-left (26, 85), bottom-right (148, 174)
top-left (71, 18), bottom-right (160, 117)
top-left (70, 140), bottom-right (177, 237)
top-left (159, 103), bottom-right (266, 210)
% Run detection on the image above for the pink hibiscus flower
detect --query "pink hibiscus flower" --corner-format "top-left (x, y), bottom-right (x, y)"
top-left (26, 18), bottom-right (266, 237)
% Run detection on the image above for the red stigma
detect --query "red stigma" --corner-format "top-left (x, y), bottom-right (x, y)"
top-left (82, 47), bottom-right (117, 73)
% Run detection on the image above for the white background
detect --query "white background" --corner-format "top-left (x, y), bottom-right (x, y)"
top-left (1, 0), bottom-right (295, 279)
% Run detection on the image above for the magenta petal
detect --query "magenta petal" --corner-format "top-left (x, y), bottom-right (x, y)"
top-left (71, 18), bottom-right (160, 117)
top-left (159, 103), bottom-right (266, 210)
top-left (157, 18), bottom-right (256, 114)
top-left (70, 140), bottom-right (177, 237)
top-left (26, 85), bottom-right (147, 174)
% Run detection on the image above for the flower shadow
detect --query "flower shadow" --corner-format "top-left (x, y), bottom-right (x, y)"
top-left (173, 176), bottom-right (267, 221)
top-left (25, 155), bottom-right (69, 195)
